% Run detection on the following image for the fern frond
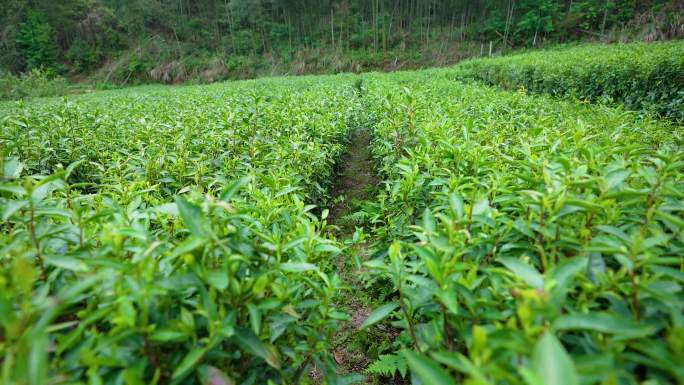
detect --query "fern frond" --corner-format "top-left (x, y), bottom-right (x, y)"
top-left (341, 210), bottom-right (368, 224)
top-left (365, 354), bottom-right (407, 378)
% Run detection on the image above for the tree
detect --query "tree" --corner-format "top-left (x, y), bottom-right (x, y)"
top-left (15, 10), bottom-right (61, 73)
top-left (516, 0), bottom-right (557, 46)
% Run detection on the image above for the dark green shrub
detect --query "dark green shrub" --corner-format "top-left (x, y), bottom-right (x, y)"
top-left (66, 38), bottom-right (102, 72)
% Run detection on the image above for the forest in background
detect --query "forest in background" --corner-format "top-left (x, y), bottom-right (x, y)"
top-left (1, 0), bottom-right (683, 87)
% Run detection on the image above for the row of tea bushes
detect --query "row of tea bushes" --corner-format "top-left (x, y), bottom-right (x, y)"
top-left (0, 75), bottom-right (364, 384)
top-left (358, 69), bottom-right (684, 385)
top-left (456, 42), bottom-right (684, 121)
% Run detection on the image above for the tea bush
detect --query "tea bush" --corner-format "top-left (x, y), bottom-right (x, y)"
top-left (0, 74), bottom-right (364, 384)
top-left (359, 69), bottom-right (684, 384)
top-left (457, 42), bottom-right (684, 121)
top-left (0, 68), bottom-right (70, 101)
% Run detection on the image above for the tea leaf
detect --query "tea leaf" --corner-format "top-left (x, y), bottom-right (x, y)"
top-left (197, 365), bottom-right (234, 385)
top-left (175, 196), bottom-right (210, 238)
top-left (499, 257), bottom-right (544, 289)
top-left (233, 328), bottom-right (280, 369)
top-left (553, 312), bottom-right (656, 339)
top-left (532, 332), bottom-right (578, 385)
top-left (360, 302), bottom-right (398, 330)
top-left (172, 347), bottom-right (207, 380)
top-left (280, 262), bottom-right (317, 273)
top-left (403, 350), bottom-right (456, 385)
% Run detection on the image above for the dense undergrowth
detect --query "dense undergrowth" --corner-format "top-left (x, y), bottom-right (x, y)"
top-left (456, 41), bottom-right (684, 120)
top-left (1, 42), bottom-right (683, 385)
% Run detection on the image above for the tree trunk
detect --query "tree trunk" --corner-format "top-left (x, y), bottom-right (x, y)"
top-left (503, 0), bottom-right (515, 48)
top-left (601, 0), bottom-right (610, 37)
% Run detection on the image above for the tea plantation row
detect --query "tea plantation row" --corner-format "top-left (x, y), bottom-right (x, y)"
top-left (357, 69), bottom-right (683, 385)
top-left (457, 41), bottom-right (684, 120)
top-left (1, 76), bottom-right (364, 384)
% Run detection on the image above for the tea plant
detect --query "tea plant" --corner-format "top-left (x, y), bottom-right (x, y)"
top-left (457, 41), bottom-right (684, 121)
top-left (0, 74), bottom-right (365, 384)
top-left (359, 69), bottom-right (684, 384)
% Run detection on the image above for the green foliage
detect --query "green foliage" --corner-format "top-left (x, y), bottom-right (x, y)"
top-left (457, 41), bottom-right (684, 120)
top-left (0, 75), bottom-right (366, 384)
top-left (365, 354), bottom-right (407, 378)
top-left (0, 68), bottom-right (69, 100)
top-left (360, 303), bottom-right (398, 330)
top-left (529, 332), bottom-right (579, 385)
top-left (15, 10), bottom-right (60, 73)
top-left (66, 38), bottom-right (101, 72)
top-left (2, 0), bottom-right (681, 84)
top-left (359, 65), bottom-right (683, 384)
top-left (403, 350), bottom-right (456, 385)
top-left (0, 42), bottom-right (682, 385)
top-left (515, 0), bottom-right (558, 41)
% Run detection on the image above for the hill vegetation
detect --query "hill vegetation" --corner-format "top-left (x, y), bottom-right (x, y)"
top-left (1, 0), bottom-right (682, 88)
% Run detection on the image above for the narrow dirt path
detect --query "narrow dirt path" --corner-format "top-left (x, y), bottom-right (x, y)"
top-left (326, 129), bottom-right (380, 382)
top-left (327, 129), bottom-right (378, 230)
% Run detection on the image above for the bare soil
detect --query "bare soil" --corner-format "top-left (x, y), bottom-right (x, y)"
top-left (327, 129), bottom-right (379, 230)
top-left (327, 130), bottom-right (379, 382)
